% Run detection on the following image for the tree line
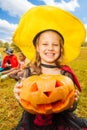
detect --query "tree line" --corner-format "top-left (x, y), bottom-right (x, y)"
top-left (0, 40), bottom-right (21, 52)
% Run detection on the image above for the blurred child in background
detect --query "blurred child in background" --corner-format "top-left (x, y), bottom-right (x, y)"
top-left (0, 52), bottom-right (30, 80)
top-left (0, 48), bottom-right (19, 72)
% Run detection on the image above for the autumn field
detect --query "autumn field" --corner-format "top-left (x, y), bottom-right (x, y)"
top-left (0, 47), bottom-right (87, 130)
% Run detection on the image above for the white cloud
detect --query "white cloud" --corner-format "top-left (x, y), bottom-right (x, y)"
top-left (40, 0), bottom-right (80, 11)
top-left (0, 19), bottom-right (17, 43)
top-left (0, 0), bottom-right (35, 17)
top-left (84, 23), bottom-right (87, 29)
top-left (0, 0), bottom-right (80, 18)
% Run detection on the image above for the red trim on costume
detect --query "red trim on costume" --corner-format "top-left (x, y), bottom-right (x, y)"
top-left (61, 65), bottom-right (81, 92)
top-left (34, 114), bottom-right (52, 126)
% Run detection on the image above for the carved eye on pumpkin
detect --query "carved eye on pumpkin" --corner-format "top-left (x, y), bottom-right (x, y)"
top-left (20, 74), bottom-right (75, 114)
top-left (30, 83), bottom-right (38, 92)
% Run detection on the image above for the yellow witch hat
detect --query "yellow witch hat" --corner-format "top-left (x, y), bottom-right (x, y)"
top-left (13, 6), bottom-right (86, 63)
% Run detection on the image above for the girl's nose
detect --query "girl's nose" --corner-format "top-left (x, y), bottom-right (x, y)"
top-left (48, 45), bottom-right (53, 50)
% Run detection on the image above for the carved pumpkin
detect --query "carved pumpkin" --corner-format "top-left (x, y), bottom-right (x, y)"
top-left (20, 74), bottom-right (75, 114)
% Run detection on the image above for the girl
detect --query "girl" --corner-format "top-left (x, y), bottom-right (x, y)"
top-left (13, 6), bottom-right (87, 130)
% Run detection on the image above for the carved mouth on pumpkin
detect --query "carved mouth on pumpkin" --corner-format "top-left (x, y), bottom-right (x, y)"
top-left (21, 88), bottom-right (73, 114)
top-left (21, 98), bottom-right (62, 111)
top-left (21, 94), bottom-right (70, 113)
top-left (37, 99), bottom-right (62, 109)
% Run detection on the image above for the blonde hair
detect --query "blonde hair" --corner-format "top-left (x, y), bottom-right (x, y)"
top-left (30, 29), bottom-right (64, 75)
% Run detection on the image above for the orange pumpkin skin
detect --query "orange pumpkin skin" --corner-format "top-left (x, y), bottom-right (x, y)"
top-left (20, 74), bottom-right (75, 114)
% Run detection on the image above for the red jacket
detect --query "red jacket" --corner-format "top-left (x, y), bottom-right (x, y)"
top-left (2, 55), bottom-right (19, 68)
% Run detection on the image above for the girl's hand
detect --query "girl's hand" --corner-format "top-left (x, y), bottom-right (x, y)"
top-left (5, 63), bottom-right (11, 67)
top-left (13, 82), bottom-right (23, 103)
top-left (69, 89), bottom-right (80, 111)
top-left (74, 89), bottom-right (79, 102)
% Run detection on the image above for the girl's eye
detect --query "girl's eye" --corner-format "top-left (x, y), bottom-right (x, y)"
top-left (42, 43), bottom-right (48, 45)
top-left (53, 43), bottom-right (59, 46)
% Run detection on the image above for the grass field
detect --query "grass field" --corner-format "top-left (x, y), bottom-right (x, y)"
top-left (0, 47), bottom-right (87, 130)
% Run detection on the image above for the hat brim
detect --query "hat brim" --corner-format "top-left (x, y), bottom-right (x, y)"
top-left (13, 6), bottom-right (86, 63)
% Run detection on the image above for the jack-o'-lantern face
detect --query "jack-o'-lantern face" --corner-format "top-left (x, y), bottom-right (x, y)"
top-left (20, 74), bottom-right (75, 114)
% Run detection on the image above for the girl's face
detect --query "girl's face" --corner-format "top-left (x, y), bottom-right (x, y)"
top-left (19, 53), bottom-right (25, 61)
top-left (36, 31), bottom-right (62, 65)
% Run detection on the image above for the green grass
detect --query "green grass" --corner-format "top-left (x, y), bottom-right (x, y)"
top-left (68, 47), bottom-right (87, 117)
top-left (0, 47), bottom-right (87, 130)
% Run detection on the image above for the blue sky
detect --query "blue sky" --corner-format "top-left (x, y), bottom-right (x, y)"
top-left (0, 0), bottom-right (87, 43)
